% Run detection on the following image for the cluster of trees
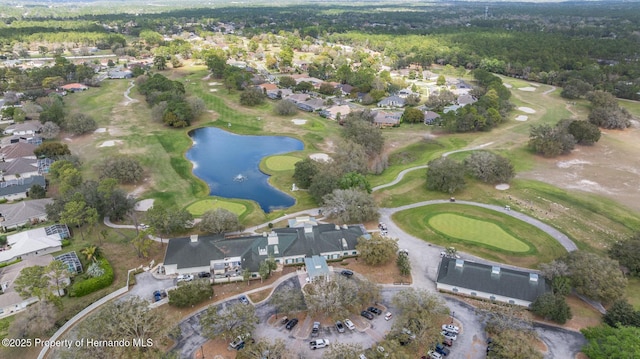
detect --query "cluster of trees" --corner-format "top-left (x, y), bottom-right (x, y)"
top-left (484, 308), bottom-right (543, 359)
top-left (13, 260), bottom-right (70, 309)
top-left (529, 119), bottom-right (601, 158)
top-left (441, 70), bottom-right (512, 133)
top-left (168, 279), bottom-right (213, 307)
top-left (586, 91), bottom-right (633, 130)
top-left (356, 233), bottom-right (399, 266)
top-left (425, 151), bottom-right (515, 194)
top-left (137, 73), bottom-right (204, 127)
top-left (304, 276), bottom-right (381, 318)
top-left (197, 208), bottom-right (243, 234)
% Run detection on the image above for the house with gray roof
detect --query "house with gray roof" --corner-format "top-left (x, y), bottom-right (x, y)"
top-left (3, 121), bottom-right (42, 136)
top-left (373, 111), bottom-right (402, 127)
top-left (0, 198), bottom-right (53, 231)
top-left (162, 222), bottom-right (368, 277)
top-left (424, 111), bottom-right (442, 125)
top-left (0, 157), bottom-right (39, 181)
top-left (0, 142), bottom-right (36, 162)
top-left (377, 95), bottom-right (406, 108)
top-left (436, 257), bottom-right (550, 306)
top-left (0, 175), bottom-right (46, 201)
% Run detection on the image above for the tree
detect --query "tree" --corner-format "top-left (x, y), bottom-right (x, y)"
top-left (200, 302), bottom-right (259, 341)
top-left (295, 81), bottom-right (314, 93)
top-left (401, 107), bottom-right (424, 124)
top-left (146, 205), bottom-right (194, 245)
top-left (567, 120), bottom-right (601, 145)
top-left (609, 233), bottom-right (640, 276)
top-left (81, 245), bottom-right (99, 263)
top-left (528, 124), bottom-right (575, 157)
top-left (356, 233), bottom-right (399, 266)
top-left (436, 75), bottom-right (446, 86)
top-left (64, 113), bottom-right (97, 135)
top-left (342, 111), bottom-right (385, 157)
top-left (153, 55), bottom-right (167, 70)
top-left (29, 184), bottom-right (46, 199)
top-left (14, 266), bottom-right (50, 300)
top-left (278, 76), bottom-right (296, 89)
top-left (391, 288), bottom-right (449, 343)
top-left (308, 165), bottom-right (341, 204)
top-left (34, 142), bottom-right (71, 159)
top-left (279, 46), bottom-right (294, 67)
top-left (47, 260), bottom-right (71, 297)
top-left (322, 188), bottom-right (379, 224)
top-left (187, 96), bottom-right (206, 118)
top-left (338, 172), bottom-right (372, 193)
top-left (269, 285), bottom-right (306, 317)
top-left (603, 300), bottom-right (640, 328)
top-left (587, 91), bottom-right (632, 129)
top-left (425, 89), bottom-right (456, 112)
top-left (397, 251), bottom-right (411, 277)
top-left (198, 208), bottom-right (244, 234)
top-left (258, 261), bottom-right (270, 282)
top-left (560, 79), bottom-right (593, 99)
top-left (97, 156), bottom-right (144, 184)
top-left (319, 82), bottom-right (337, 95)
top-left (240, 87), bottom-right (265, 106)
top-left (530, 293), bottom-right (572, 324)
top-left (322, 343), bottom-right (365, 359)
top-left (132, 229), bottom-right (154, 258)
top-left (41, 121), bottom-right (61, 139)
top-left (304, 276), bottom-right (379, 318)
top-left (564, 251), bottom-right (627, 303)
top-left (463, 151), bottom-right (515, 184)
top-left (333, 140), bottom-right (369, 175)
top-left (273, 99), bottom-right (298, 116)
top-left (61, 297), bottom-right (169, 359)
top-left (60, 194), bottom-right (98, 240)
top-left (426, 157), bottom-right (466, 194)
top-left (581, 325), bottom-right (640, 359)
top-left (292, 158), bottom-right (318, 189)
top-left (204, 51), bottom-right (227, 78)
top-left (237, 339), bottom-right (287, 359)
top-left (8, 301), bottom-right (57, 339)
top-left (168, 279), bottom-right (213, 307)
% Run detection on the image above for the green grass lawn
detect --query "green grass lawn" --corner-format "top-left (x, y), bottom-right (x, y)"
top-left (185, 198), bottom-right (248, 217)
top-left (427, 213), bottom-right (531, 252)
top-left (263, 155), bottom-right (301, 172)
top-left (392, 203), bottom-right (567, 268)
top-left (626, 277), bottom-right (640, 310)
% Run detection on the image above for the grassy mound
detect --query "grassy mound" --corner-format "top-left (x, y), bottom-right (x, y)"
top-left (186, 198), bottom-right (247, 216)
top-left (264, 155), bottom-right (301, 172)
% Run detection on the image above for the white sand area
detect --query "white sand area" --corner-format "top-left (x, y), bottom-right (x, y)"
top-left (495, 184), bottom-right (510, 190)
top-left (208, 82), bottom-right (220, 86)
top-left (515, 115), bottom-right (528, 122)
top-left (99, 140), bottom-right (123, 147)
top-left (518, 87), bottom-right (536, 92)
top-left (94, 127), bottom-right (107, 133)
top-left (292, 119), bottom-right (307, 125)
top-left (518, 107), bottom-right (536, 114)
top-left (134, 199), bottom-right (155, 211)
top-left (209, 89), bottom-right (218, 92)
top-left (503, 83), bottom-right (513, 88)
top-left (310, 153), bottom-right (331, 162)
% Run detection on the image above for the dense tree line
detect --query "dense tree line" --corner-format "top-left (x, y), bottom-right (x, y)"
top-left (529, 118), bottom-right (601, 158)
top-left (137, 73), bottom-right (203, 127)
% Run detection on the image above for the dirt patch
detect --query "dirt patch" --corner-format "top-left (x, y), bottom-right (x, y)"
top-left (134, 198), bottom-right (155, 211)
top-left (191, 338), bottom-right (235, 359)
top-left (334, 257), bottom-right (411, 285)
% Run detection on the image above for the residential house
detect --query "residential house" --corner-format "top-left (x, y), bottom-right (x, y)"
top-left (443, 104), bottom-right (462, 114)
top-left (266, 88), bottom-right (292, 100)
top-left (162, 221), bottom-right (368, 277)
top-left (457, 94), bottom-right (477, 106)
top-left (436, 257), bottom-right (550, 307)
top-left (285, 93), bottom-right (310, 104)
top-left (3, 121), bottom-right (42, 136)
top-left (0, 224), bottom-right (70, 264)
top-left (0, 142), bottom-right (37, 162)
top-left (424, 111), bottom-right (442, 125)
top-left (0, 198), bottom-right (54, 231)
top-left (0, 175), bottom-right (46, 201)
top-left (257, 83), bottom-right (278, 94)
top-left (107, 70), bottom-right (133, 79)
top-left (297, 98), bottom-right (326, 112)
top-left (320, 104), bottom-right (352, 120)
top-left (0, 158), bottom-right (40, 181)
top-left (59, 83), bottom-right (89, 92)
top-left (377, 95), bottom-right (406, 108)
top-left (397, 88), bottom-right (418, 99)
top-left (0, 255), bottom-right (53, 318)
top-left (339, 84), bottom-right (354, 96)
top-left (373, 111), bottom-right (402, 127)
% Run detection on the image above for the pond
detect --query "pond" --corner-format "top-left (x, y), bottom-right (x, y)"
top-left (186, 127), bottom-right (304, 213)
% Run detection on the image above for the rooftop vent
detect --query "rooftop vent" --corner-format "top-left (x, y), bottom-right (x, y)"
top-left (190, 234), bottom-right (198, 243)
top-left (341, 238), bottom-right (348, 249)
top-left (335, 225), bottom-right (340, 230)
top-left (455, 259), bottom-right (464, 268)
top-left (304, 225), bottom-right (313, 234)
top-left (342, 224), bottom-right (348, 229)
top-left (273, 244), bottom-right (279, 255)
top-left (258, 247), bottom-right (267, 256)
top-left (529, 273), bottom-right (539, 283)
top-left (491, 266), bottom-right (501, 276)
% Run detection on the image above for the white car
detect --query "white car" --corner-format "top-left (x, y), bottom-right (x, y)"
top-left (344, 319), bottom-right (356, 330)
top-left (310, 339), bottom-right (330, 349)
top-left (427, 350), bottom-right (442, 359)
top-left (442, 324), bottom-right (460, 334)
top-left (384, 312), bottom-right (393, 321)
top-left (176, 274), bottom-right (194, 282)
top-left (441, 330), bottom-right (458, 341)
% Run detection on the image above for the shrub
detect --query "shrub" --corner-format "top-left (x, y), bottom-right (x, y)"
top-left (69, 259), bottom-right (114, 297)
top-left (168, 279), bottom-right (213, 307)
top-left (87, 262), bottom-right (105, 278)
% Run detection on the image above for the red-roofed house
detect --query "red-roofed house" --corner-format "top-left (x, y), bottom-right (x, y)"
top-left (60, 83), bottom-right (88, 92)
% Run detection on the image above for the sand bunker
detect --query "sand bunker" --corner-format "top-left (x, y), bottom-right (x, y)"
top-left (208, 82), bottom-right (220, 86)
top-left (134, 199), bottom-right (155, 211)
top-left (99, 140), bottom-right (122, 147)
top-left (209, 89), bottom-right (218, 92)
top-left (515, 115), bottom-right (528, 122)
top-left (503, 83), bottom-right (513, 88)
top-left (495, 183), bottom-right (510, 190)
top-left (557, 159), bottom-right (591, 169)
top-left (94, 128), bottom-right (107, 133)
top-left (518, 87), bottom-right (536, 92)
top-left (518, 107), bottom-right (536, 114)
top-left (310, 153), bottom-right (331, 162)
top-left (292, 119), bottom-right (307, 125)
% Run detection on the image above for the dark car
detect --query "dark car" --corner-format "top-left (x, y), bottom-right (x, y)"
top-left (367, 306), bottom-right (382, 315)
top-left (239, 295), bottom-right (249, 304)
top-left (442, 338), bottom-right (453, 347)
top-left (286, 318), bottom-right (299, 330)
top-left (436, 343), bottom-right (450, 356)
top-left (361, 311), bottom-right (374, 320)
top-left (340, 270), bottom-right (354, 277)
top-left (198, 271), bottom-right (211, 278)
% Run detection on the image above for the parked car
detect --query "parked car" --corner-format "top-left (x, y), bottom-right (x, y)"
top-left (435, 343), bottom-right (450, 356)
top-left (286, 318), bottom-right (299, 330)
top-left (402, 328), bottom-right (416, 340)
top-left (367, 306), bottom-right (382, 315)
top-left (309, 339), bottom-right (330, 349)
top-left (442, 338), bottom-right (453, 347)
top-left (384, 312), bottom-right (393, 321)
top-left (441, 330), bottom-right (457, 341)
top-left (427, 350), bottom-right (443, 359)
top-left (344, 319), bottom-right (355, 330)
top-left (176, 274), bottom-right (194, 282)
top-left (152, 289), bottom-right (166, 302)
top-left (360, 311), bottom-right (374, 320)
top-left (335, 320), bottom-right (345, 333)
top-left (441, 324), bottom-right (459, 334)
top-left (359, 355), bottom-right (367, 359)
top-left (340, 269), bottom-right (354, 277)
top-left (280, 316), bottom-right (288, 325)
top-left (239, 295), bottom-right (249, 304)
top-left (198, 271), bottom-right (211, 278)
top-left (311, 321), bottom-right (320, 337)
top-left (229, 334), bottom-right (251, 350)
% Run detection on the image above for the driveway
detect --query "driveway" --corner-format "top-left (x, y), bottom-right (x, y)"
top-left (120, 271), bottom-right (175, 303)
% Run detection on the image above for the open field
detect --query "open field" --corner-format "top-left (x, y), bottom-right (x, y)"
top-left (392, 204), bottom-right (567, 268)
top-left (185, 198), bottom-right (248, 217)
top-left (427, 212), bottom-right (531, 253)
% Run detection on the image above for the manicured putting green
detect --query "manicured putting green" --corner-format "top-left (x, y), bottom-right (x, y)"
top-left (428, 213), bottom-right (530, 252)
top-left (186, 199), bottom-right (247, 216)
top-left (264, 155), bottom-right (301, 171)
